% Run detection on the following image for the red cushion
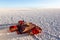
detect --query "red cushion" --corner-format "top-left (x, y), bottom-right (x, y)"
top-left (9, 25), bottom-right (17, 32)
top-left (32, 27), bottom-right (39, 34)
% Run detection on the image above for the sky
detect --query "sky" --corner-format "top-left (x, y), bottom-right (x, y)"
top-left (0, 0), bottom-right (60, 8)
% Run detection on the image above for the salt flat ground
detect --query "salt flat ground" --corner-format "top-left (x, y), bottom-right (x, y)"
top-left (0, 9), bottom-right (60, 40)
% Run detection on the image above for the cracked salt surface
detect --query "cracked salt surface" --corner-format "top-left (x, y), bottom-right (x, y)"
top-left (0, 9), bottom-right (60, 40)
top-left (59, 35), bottom-right (60, 38)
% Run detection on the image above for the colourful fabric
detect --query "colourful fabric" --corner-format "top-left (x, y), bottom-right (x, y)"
top-left (18, 20), bottom-right (24, 25)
